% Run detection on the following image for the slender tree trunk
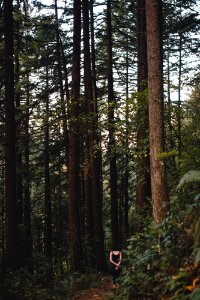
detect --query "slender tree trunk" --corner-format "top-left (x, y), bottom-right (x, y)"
top-left (0, 166), bottom-right (5, 285)
top-left (55, 0), bottom-right (69, 161)
top-left (54, 0), bottom-right (70, 102)
top-left (166, 46), bottom-right (174, 150)
top-left (124, 44), bottom-right (129, 238)
top-left (82, 2), bottom-right (94, 252)
top-left (54, 2), bottom-right (69, 256)
top-left (68, 0), bottom-right (82, 272)
top-left (44, 67), bottom-right (52, 279)
top-left (145, 0), bottom-right (168, 223)
top-left (23, 73), bottom-right (32, 263)
top-left (90, 0), bottom-right (97, 102)
top-left (55, 159), bottom-right (64, 262)
top-left (4, 0), bottom-right (19, 270)
top-left (136, 0), bottom-right (151, 216)
top-left (15, 0), bottom-right (24, 266)
top-left (107, 0), bottom-right (119, 247)
top-left (177, 31), bottom-right (182, 158)
top-left (59, 39), bottom-right (70, 101)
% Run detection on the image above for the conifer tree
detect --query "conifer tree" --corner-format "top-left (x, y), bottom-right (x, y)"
top-left (145, 0), bottom-right (168, 223)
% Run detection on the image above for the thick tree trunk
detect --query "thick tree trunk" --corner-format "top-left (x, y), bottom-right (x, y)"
top-left (136, 0), bottom-right (151, 218)
top-left (145, 0), bottom-right (168, 223)
top-left (107, 0), bottom-right (119, 247)
top-left (4, 0), bottom-right (19, 270)
top-left (68, 0), bottom-right (83, 272)
top-left (82, 0), bottom-right (106, 271)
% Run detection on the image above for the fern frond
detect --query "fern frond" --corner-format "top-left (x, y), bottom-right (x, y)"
top-left (177, 170), bottom-right (200, 190)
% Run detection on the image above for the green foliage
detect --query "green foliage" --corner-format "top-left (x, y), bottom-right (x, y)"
top-left (117, 172), bottom-right (200, 299)
top-left (115, 224), bottom-right (167, 299)
top-left (3, 258), bottom-right (102, 299)
top-left (177, 170), bottom-right (200, 190)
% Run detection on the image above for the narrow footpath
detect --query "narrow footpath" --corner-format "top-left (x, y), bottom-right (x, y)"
top-left (72, 275), bottom-right (114, 300)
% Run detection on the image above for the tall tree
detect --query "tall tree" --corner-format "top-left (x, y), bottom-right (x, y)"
top-left (107, 0), bottom-right (120, 247)
top-left (15, 0), bottom-right (24, 266)
top-left (68, 0), bottom-right (82, 272)
top-left (23, 73), bottom-right (32, 262)
top-left (145, 0), bottom-right (168, 223)
top-left (82, 0), bottom-right (106, 271)
top-left (54, 0), bottom-right (69, 259)
top-left (136, 0), bottom-right (151, 216)
top-left (4, 0), bottom-right (19, 269)
top-left (54, 0), bottom-right (69, 159)
top-left (44, 66), bottom-right (52, 279)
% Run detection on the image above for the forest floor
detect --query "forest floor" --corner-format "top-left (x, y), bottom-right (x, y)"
top-left (72, 274), bottom-right (115, 300)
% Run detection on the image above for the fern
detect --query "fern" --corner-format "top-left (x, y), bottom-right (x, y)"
top-left (177, 170), bottom-right (200, 190)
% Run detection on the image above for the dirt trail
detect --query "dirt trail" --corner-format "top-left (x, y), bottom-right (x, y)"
top-left (72, 275), bottom-right (114, 300)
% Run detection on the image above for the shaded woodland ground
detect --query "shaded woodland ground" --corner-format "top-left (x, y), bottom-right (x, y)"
top-left (72, 275), bottom-right (113, 300)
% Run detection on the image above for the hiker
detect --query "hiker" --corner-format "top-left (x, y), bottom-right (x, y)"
top-left (109, 247), bottom-right (122, 287)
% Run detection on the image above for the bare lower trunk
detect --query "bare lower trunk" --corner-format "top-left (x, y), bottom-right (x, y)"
top-left (145, 0), bottom-right (168, 223)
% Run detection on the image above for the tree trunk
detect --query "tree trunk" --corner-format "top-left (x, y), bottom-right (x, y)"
top-left (123, 43), bottom-right (129, 238)
top-left (90, 0), bottom-right (98, 102)
top-left (145, 0), bottom-right (168, 223)
top-left (15, 0), bottom-right (24, 266)
top-left (68, 0), bottom-right (83, 272)
top-left (23, 73), bottom-right (32, 263)
top-left (177, 31), bottom-right (182, 158)
top-left (107, 0), bottom-right (119, 247)
top-left (4, 0), bottom-right (19, 270)
top-left (136, 0), bottom-right (151, 220)
top-left (0, 166), bottom-right (5, 284)
top-left (166, 45), bottom-right (174, 150)
top-left (55, 0), bottom-right (69, 162)
top-left (44, 67), bottom-right (52, 279)
top-left (82, 0), bottom-right (106, 271)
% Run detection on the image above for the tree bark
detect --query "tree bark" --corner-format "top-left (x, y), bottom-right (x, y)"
top-left (0, 166), bottom-right (5, 283)
top-left (82, 0), bottom-right (106, 271)
top-left (44, 67), bottom-right (52, 279)
top-left (145, 0), bottom-right (168, 223)
top-left (68, 0), bottom-right (83, 272)
top-left (123, 42), bottom-right (129, 238)
top-left (4, 0), bottom-right (19, 270)
top-left (23, 73), bottom-right (32, 262)
top-left (136, 0), bottom-right (151, 218)
top-left (177, 31), bottom-right (182, 158)
top-left (15, 0), bottom-right (24, 266)
top-left (107, 0), bottom-right (119, 247)
top-left (55, 0), bottom-right (69, 161)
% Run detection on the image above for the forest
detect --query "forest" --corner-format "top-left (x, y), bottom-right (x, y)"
top-left (0, 0), bottom-right (200, 299)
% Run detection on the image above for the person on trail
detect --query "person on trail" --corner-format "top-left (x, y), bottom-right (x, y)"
top-left (109, 247), bottom-right (122, 288)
